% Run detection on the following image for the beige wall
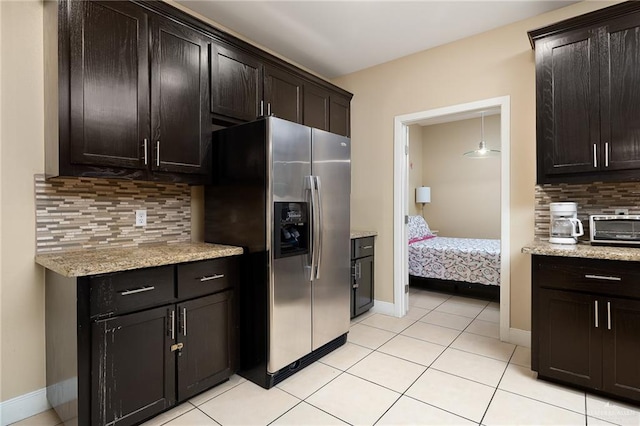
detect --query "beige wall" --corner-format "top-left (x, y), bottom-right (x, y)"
top-left (407, 125), bottom-right (423, 216)
top-left (1, 0), bottom-right (46, 401)
top-left (333, 1), bottom-right (618, 328)
top-left (421, 116), bottom-right (500, 239)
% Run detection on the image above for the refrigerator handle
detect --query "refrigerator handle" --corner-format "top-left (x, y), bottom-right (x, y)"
top-left (315, 176), bottom-right (323, 280)
top-left (306, 175), bottom-right (317, 281)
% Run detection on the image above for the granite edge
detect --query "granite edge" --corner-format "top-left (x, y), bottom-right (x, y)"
top-left (350, 231), bottom-right (378, 239)
top-left (35, 243), bottom-right (244, 277)
top-left (522, 241), bottom-right (640, 262)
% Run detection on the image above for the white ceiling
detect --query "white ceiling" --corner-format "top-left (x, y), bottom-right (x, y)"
top-left (176, 0), bottom-right (578, 79)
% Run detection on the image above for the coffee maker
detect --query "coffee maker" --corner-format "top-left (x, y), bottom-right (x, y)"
top-left (549, 202), bottom-right (584, 244)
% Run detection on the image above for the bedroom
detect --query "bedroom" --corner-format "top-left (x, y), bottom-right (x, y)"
top-left (406, 110), bottom-right (502, 330)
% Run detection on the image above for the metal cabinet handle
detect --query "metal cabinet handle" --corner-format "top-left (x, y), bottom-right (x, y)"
top-left (170, 310), bottom-right (175, 340)
top-left (607, 301), bottom-right (611, 330)
top-left (595, 300), bottom-right (599, 328)
top-left (182, 307), bottom-right (187, 337)
top-left (585, 274), bottom-right (621, 281)
top-left (143, 139), bottom-right (148, 165)
top-left (593, 144), bottom-right (597, 168)
top-left (200, 274), bottom-right (225, 282)
top-left (353, 283), bottom-right (359, 289)
top-left (156, 141), bottom-right (160, 167)
top-left (356, 262), bottom-right (362, 280)
top-left (267, 102), bottom-right (271, 116)
top-left (260, 100), bottom-right (264, 117)
top-left (120, 286), bottom-right (155, 296)
top-left (605, 142), bottom-right (609, 167)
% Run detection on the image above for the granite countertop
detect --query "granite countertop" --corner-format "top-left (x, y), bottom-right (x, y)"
top-left (35, 242), bottom-right (244, 277)
top-left (522, 240), bottom-right (640, 262)
top-left (350, 230), bottom-right (378, 239)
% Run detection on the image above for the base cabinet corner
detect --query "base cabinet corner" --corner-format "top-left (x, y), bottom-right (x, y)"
top-left (351, 237), bottom-right (374, 318)
top-left (531, 255), bottom-right (640, 404)
top-left (46, 257), bottom-right (239, 425)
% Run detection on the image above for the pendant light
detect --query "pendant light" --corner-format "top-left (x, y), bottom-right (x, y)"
top-left (463, 112), bottom-right (500, 158)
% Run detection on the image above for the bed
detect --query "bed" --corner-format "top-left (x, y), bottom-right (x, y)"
top-left (407, 215), bottom-right (501, 299)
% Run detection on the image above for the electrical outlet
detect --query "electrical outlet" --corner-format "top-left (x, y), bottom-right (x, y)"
top-left (615, 208), bottom-right (629, 215)
top-left (135, 209), bottom-right (147, 226)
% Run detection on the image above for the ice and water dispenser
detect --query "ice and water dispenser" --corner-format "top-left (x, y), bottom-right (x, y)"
top-left (274, 202), bottom-right (309, 258)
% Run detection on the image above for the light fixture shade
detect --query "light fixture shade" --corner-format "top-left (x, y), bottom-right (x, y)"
top-left (416, 186), bottom-right (431, 204)
top-left (463, 112), bottom-right (500, 158)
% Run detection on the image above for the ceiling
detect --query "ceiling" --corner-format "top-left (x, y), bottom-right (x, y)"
top-left (175, 0), bottom-right (578, 79)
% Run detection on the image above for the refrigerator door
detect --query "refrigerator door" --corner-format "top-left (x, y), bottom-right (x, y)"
top-left (269, 118), bottom-right (313, 373)
top-left (311, 128), bottom-right (351, 350)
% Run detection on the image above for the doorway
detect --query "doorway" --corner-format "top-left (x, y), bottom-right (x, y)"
top-left (393, 96), bottom-right (511, 342)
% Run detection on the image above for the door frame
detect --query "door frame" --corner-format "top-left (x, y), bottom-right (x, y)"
top-left (393, 96), bottom-right (511, 342)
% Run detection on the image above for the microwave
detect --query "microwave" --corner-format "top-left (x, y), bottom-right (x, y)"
top-left (590, 215), bottom-right (640, 245)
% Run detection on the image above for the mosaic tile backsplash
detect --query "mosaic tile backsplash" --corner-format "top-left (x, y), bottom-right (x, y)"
top-left (535, 181), bottom-right (640, 241)
top-left (35, 175), bottom-right (191, 253)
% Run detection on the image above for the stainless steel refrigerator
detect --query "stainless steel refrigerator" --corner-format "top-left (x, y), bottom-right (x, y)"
top-left (204, 117), bottom-right (351, 388)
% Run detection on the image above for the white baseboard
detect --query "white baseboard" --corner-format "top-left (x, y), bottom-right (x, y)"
top-left (371, 300), bottom-right (396, 316)
top-left (507, 328), bottom-right (531, 347)
top-left (0, 387), bottom-right (51, 426)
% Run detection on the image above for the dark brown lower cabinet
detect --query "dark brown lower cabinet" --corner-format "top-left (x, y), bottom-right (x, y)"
top-left (92, 306), bottom-right (176, 426)
top-left (532, 255), bottom-right (640, 404)
top-left (351, 237), bottom-right (374, 318)
top-left (177, 291), bottom-right (234, 401)
top-left (46, 257), bottom-right (239, 425)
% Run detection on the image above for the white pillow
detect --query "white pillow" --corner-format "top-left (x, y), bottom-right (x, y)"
top-left (407, 215), bottom-right (433, 241)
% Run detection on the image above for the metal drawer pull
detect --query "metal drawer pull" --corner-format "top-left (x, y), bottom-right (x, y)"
top-left (607, 301), bottom-right (611, 330)
top-left (120, 286), bottom-right (155, 296)
top-left (156, 141), bottom-right (160, 167)
top-left (143, 139), bottom-right (148, 165)
top-left (200, 274), bottom-right (225, 282)
top-left (362, 245), bottom-right (373, 250)
top-left (353, 284), bottom-right (359, 289)
top-left (605, 142), bottom-right (609, 167)
top-left (593, 144), bottom-right (597, 168)
top-left (183, 307), bottom-right (187, 337)
top-left (595, 300), bottom-right (599, 328)
top-left (585, 274), bottom-right (621, 281)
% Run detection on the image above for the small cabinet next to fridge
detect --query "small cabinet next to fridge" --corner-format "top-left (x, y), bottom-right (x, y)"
top-left (351, 237), bottom-right (375, 318)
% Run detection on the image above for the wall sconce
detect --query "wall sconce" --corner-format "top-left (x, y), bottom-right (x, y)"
top-left (416, 186), bottom-right (431, 213)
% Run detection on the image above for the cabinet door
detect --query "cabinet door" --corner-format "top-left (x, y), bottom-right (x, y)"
top-left (303, 83), bottom-right (330, 131)
top-left (354, 256), bottom-right (374, 317)
top-left (602, 297), bottom-right (640, 400)
top-left (537, 288), bottom-right (602, 389)
top-left (537, 29), bottom-right (600, 178)
top-left (330, 95), bottom-right (351, 137)
top-left (599, 13), bottom-right (640, 171)
top-left (177, 291), bottom-right (234, 401)
top-left (264, 65), bottom-right (303, 124)
top-left (68, 1), bottom-right (149, 170)
top-left (150, 16), bottom-right (210, 175)
top-left (210, 44), bottom-right (263, 122)
top-left (92, 306), bottom-right (175, 426)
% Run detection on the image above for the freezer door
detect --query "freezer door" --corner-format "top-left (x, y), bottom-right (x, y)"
top-left (269, 118), bottom-right (313, 373)
top-left (311, 129), bottom-right (351, 350)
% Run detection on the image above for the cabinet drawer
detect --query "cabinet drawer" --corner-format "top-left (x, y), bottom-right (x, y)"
top-left (352, 237), bottom-right (374, 259)
top-left (177, 257), bottom-right (238, 300)
top-left (534, 256), bottom-right (640, 299)
top-left (90, 266), bottom-right (175, 318)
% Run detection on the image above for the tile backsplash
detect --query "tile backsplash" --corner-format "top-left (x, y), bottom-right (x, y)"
top-left (35, 175), bottom-right (191, 253)
top-left (535, 181), bottom-right (640, 241)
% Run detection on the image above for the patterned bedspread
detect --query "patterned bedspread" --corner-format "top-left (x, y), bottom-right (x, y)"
top-left (408, 237), bottom-right (501, 286)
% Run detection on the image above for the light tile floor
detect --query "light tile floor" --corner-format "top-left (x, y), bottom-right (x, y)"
top-left (13, 287), bottom-right (640, 426)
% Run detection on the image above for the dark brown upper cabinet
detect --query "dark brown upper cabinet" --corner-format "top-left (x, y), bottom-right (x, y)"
top-left (47, 0), bottom-right (211, 184)
top-left (330, 95), bottom-right (351, 137)
top-left (210, 43), bottom-right (263, 123)
top-left (150, 16), bottom-right (211, 176)
top-left (303, 83), bottom-right (331, 132)
top-left (529, 3), bottom-right (640, 184)
top-left (264, 65), bottom-right (303, 124)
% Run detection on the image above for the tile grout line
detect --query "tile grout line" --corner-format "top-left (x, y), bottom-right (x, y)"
top-left (478, 345), bottom-right (517, 425)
